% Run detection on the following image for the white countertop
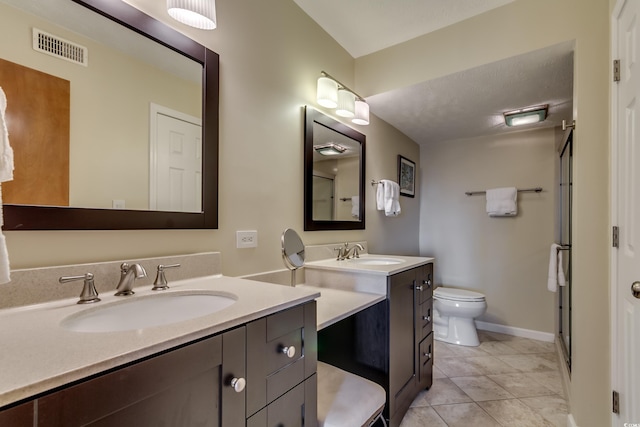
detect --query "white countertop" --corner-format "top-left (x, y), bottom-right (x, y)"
top-left (305, 254), bottom-right (434, 276)
top-left (0, 275), bottom-right (319, 408)
top-left (299, 285), bottom-right (386, 330)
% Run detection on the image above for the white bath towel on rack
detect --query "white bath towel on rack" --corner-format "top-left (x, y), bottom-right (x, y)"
top-left (486, 187), bottom-right (517, 216)
top-left (548, 243), bottom-right (567, 292)
top-left (0, 87), bottom-right (14, 285)
top-left (376, 180), bottom-right (401, 217)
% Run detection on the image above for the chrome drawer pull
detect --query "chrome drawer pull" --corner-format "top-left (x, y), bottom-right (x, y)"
top-left (230, 377), bottom-right (246, 393)
top-left (423, 352), bottom-right (432, 360)
top-left (281, 345), bottom-right (296, 358)
top-left (423, 279), bottom-right (432, 287)
top-left (415, 285), bottom-right (424, 291)
top-left (422, 315), bottom-right (431, 322)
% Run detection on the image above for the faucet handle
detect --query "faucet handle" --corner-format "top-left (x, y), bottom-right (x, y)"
top-left (60, 273), bottom-right (100, 304)
top-left (152, 264), bottom-right (181, 291)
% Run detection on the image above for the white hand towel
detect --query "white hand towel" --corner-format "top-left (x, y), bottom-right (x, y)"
top-left (0, 87), bottom-right (14, 285)
top-left (351, 196), bottom-right (359, 219)
top-left (376, 183), bottom-right (385, 210)
top-left (486, 187), bottom-right (517, 216)
top-left (383, 180), bottom-right (401, 217)
top-left (548, 243), bottom-right (567, 292)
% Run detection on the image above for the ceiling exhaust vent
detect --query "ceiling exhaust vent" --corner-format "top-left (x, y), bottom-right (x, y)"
top-left (32, 28), bottom-right (88, 67)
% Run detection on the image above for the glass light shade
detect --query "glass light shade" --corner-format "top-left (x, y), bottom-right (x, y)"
top-left (167, 0), bottom-right (217, 30)
top-left (352, 100), bottom-right (370, 125)
top-left (336, 89), bottom-right (355, 118)
top-left (317, 77), bottom-right (338, 108)
top-left (503, 105), bottom-right (548, 127)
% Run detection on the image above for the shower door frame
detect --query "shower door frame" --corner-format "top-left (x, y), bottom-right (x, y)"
top-left (558, 129), bottom-right (573, 372)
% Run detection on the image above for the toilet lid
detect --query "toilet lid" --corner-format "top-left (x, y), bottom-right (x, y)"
top-left (434, 287), bottom-right (485, 302)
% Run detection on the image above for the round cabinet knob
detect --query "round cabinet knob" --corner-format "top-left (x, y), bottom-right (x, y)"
top-left (423, 352), bottom-right (432, 360)
top-left (422, 315), bottom-right (431, 322)
top-left (632, 281), bottom-right (640, 298)
top-left (230, 377), bottom-right (246, 393)
top-left (423, 279), bottom-right (432, 288)
top-left (281, 345), bottom-right (296, 358)
top-left (415, 285), bottom-right (424, 291)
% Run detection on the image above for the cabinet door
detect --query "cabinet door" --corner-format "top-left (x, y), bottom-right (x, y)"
top-left (37, 329), bottom-right (243, 427)
top-left (418, 333), bottom-right (434, 389)
top-left (246, 376), bottom-right (317, 427)
top-left (388, 269), bottom-right (417, 416)
top-left (0, 401), bottom-right (33, 427)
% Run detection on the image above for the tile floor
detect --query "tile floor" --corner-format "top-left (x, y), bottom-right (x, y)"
top-left (400, 330), bottom-right (568, 427)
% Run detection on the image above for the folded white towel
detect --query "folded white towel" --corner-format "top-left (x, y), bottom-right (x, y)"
top-left (377, 179), bottom-right (401, 217)
top-left (548, 243), bottom-right (567, 292)
top-left (486, 187), bottom-right (517, 216)
top-left (351, 196), bottom-right (359, 219)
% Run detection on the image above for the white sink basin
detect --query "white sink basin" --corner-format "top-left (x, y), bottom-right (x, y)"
top-left (347, 257), bottom-right (405, 266)
top-left (61, 291), bottom-right (237, 333)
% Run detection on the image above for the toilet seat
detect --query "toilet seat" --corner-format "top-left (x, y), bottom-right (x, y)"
top-left (434, 287), bottom-right (485, 302)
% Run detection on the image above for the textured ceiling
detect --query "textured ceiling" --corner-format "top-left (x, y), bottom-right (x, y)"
top-left (367, 42), bottom-right (574, 145)
top-left (297, 0), bottom-right (574, 145)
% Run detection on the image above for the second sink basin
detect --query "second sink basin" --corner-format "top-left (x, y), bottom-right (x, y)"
top-left (61, 291), bottom-right (237, 333)
top-left (347, 257), bottom-right (405, 265)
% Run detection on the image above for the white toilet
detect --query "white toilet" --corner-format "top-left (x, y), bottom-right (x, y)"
top-left (433, 287), bottom-right (487, 347)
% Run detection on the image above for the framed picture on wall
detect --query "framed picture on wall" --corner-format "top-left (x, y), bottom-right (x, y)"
top-left (398, 155), bottom-right (415, 198)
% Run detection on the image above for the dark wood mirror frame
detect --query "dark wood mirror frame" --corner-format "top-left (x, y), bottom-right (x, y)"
top-left (304, 107), bottom-right (365, 231)
top-left (3, 0), bottom-right (219, 230)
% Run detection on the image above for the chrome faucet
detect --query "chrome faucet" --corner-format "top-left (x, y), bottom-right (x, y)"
top-left (115, 262), bottom-right (147, 296)
top-left (335, 243), bottom-right (365, 261)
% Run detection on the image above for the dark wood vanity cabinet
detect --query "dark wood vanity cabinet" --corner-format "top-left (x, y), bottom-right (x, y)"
top-left (317, 263), bottom-right (434, 427)
top-left (0, 301), bottom-right (317, 427)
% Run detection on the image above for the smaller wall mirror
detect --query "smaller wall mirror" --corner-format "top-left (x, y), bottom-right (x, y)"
top-left (304, 107), bottom-right (365, 231)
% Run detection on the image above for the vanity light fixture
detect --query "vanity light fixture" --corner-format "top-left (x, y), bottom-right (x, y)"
top-left (314, 143), bottom-right (347, 156)
top-left (317, 71), bottom-right (370, 125)
top-left (167, 0), bottom-right (217, 30)
top-left (503, 104), bottom-right (548, 127)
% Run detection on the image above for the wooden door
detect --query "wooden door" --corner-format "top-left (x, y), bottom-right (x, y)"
top-left (0, 58), bottom-right (70, 206)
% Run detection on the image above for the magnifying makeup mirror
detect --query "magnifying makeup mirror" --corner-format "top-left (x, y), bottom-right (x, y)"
top-left (281, 228), bottom-right (305, 286)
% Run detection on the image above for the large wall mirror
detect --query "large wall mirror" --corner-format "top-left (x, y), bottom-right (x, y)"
top-left (304, 107), bottom-right (365, 231)
top-left (0, 0), bottom-right (219, 229)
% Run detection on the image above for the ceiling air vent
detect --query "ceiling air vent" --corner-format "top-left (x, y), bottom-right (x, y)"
top-left (32, 28), bottom-right (88, 67)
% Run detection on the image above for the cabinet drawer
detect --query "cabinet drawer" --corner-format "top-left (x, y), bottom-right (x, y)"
top-left (416, 263), bottom-right (434, 304)
top-left (246, 375), bottom-right (317, 427)
top-left (419, 298), bottom-right (433, 341)
top-left (419, 333), bottom-right (434, 389)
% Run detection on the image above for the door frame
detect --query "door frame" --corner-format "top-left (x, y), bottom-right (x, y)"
top-left (149, 102), bottom-right (202, 210)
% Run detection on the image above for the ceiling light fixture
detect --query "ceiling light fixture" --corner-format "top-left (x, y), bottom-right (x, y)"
top-left (503, 104), bottom-right (548, 127)
top-left (167, 0), bottom-right (217, 30)
top-left (316, 71), bottom-right (369, 125)
top-left (314, 143), bottom-right (347, 156)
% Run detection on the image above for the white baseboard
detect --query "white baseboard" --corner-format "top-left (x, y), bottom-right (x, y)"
top-left (475, 320), bottom-right (555, 342)
top-left (567, 414), bottom-right (578, 427)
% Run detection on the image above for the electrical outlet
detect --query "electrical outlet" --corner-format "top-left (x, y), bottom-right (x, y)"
top-left (236, 230), bottom-right (258, 248)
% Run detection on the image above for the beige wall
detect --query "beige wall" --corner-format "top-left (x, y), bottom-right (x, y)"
top-left (356, 0), bottom-right (611, 424)
top-left (2, 0), bottom-right (421, 276)
top-left (420, 128), bottom-right (557, 334)
top-left (0, 3), bottom-right (201, 210)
